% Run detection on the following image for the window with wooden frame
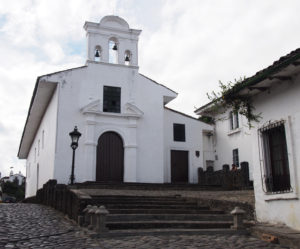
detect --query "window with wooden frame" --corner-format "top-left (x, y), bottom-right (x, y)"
top-left (229, 111), bottom-right (239, 130)
top-left (103, 86), bottom-right (121, 113)
top-left (260, 121), bottom-right (291, 193)
top-left (173, 123), bottom-right (186, 142)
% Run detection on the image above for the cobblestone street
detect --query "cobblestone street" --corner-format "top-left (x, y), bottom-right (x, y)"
top-left (0, 203), bottom-right (289, 249)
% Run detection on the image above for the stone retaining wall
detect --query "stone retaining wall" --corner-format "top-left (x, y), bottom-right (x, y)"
top-left (198, 162), bottom-right (251, 189)
top-left (30, 180), bottom-right (91, 221)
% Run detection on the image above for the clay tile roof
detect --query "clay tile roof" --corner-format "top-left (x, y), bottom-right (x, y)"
top-left (229, 47), bottom-right (300, 94)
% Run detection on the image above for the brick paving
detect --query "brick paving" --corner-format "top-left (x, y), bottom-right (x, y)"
top-left (0, 203), bottom-right (289, 249)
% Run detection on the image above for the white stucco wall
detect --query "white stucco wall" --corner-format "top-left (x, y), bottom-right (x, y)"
top-left (251, 75), bottom-right (300, 230)
top-left (135, 74), bottom-right (168, 183)
top-left (211, 111), bottom-right (253, 178)
top-left (38, 62), bottom-right (176, 185)
top-left (202, 132), bottom-right (214, 169)
top-left (25, 87), bottom-right (58, 197)
top-left (163, 108), bottom-right (213, 183)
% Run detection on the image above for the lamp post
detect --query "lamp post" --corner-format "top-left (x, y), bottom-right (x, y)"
top-left (69, 126), bottom-right (81, 185)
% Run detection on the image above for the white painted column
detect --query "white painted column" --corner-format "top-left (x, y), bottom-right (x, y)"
top-left (123, 145), bottom-right (137, 182)
top-left (83, 116), bottom-right (97, 181)
top-left (123, 117), bottom-right (138, 182)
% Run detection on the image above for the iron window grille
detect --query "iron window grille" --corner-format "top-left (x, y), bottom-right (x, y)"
top-left (259, 120), bottom-right (292, 194)
top-left (232, 148), bottom-right (239, 166)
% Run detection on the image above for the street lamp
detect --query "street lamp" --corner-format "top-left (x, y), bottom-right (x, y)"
top-left (69, 126), bottom-right (81, 185)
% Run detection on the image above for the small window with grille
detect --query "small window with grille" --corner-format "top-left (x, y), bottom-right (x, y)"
top-left (103, 86), bottom-right (121, 113)
top-left (173, 124), bottom-right (185, 142)
top-left (232, 148), bottom-right (239, 166)
top-left (261, 122), bottom-right (291, 193)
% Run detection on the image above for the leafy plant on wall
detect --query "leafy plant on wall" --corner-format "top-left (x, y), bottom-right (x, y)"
top-left (206, 77), bottom-right (261, 127)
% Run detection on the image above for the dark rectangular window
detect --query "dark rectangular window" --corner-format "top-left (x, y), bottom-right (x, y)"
top-left (230, 111), bottom-right (234, 130)
top-left (103, 86), bottom-right (121, 113)
top-left (173, 124), bottom-right (185, 142)
top-left (262, 123), bottom-right (291, 193)
top-left (232, 148), bottom-right (239, 166)
top-left (235, 112), bottom-right (239, 128)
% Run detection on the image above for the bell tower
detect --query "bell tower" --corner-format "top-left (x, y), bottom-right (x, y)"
top-left (84, 16), bottom-right (142, 67)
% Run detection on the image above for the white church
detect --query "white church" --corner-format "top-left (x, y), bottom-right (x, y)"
top-left (18, 16), bottom-right (213, 198)
top-left (18, 14), bottom-right (300, 232)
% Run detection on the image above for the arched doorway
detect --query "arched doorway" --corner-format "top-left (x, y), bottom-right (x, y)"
top-left (96, 131), bottom-right (124, 182)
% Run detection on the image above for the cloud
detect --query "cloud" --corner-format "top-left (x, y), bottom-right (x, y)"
top-left (138, 0), bottom-right (300, 114)
top-left (0, 0), bottom-right (117, 176)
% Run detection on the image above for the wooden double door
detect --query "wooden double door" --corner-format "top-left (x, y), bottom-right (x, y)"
top-left (171, 150), bottom-right (189, 183)
top-left (96, 132), bottom-right (124, 182)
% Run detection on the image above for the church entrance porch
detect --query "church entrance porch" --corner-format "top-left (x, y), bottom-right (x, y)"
top-left (96, 132), bottom-right (124, 182)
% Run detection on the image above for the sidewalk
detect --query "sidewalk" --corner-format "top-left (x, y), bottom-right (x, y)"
top-left (251, 223), bottom-right (300, 249)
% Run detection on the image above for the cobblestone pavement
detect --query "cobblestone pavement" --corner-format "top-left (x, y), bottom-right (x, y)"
top-left (0, 203), bottom-right (289, 249)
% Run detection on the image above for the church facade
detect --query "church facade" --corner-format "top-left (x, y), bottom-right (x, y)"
top-left (18, 16), bottom-right (213, 198)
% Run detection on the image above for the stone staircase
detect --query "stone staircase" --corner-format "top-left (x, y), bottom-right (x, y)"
top-left (75, 182), bottom-right (224, 191)
top-left (88, 195), bottom-right (240, 236)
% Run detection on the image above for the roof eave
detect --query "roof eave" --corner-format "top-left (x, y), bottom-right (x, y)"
top-left (18, 80), bottom-right (58, 159)
top-left (18, 65), bottom-right (87, 159)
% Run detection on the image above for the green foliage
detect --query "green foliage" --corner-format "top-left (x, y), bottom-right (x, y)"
top-left (198, 115), bottom-right (215, 124)
top-left (207, 77), bottom-right (261, 127)
top-left (2, 180), bottom-right (25, 201)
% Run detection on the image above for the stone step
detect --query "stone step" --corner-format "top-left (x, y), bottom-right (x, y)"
top-left (105, 204), bottom-right (207, 209)
top-left (91, 195), bottom-right (183, 200)
top-left (108, 208), bottom-right (225, 214)
top-left (76, 182), bottom-right (223, 191)
top-left (107, 213), bottom-right (233, 222)
top-left (92, 200), bottom-right (195, 206)
top-left (91, 228), bottom-right (249, 238)
top-left (103, 228), bottom-right (247, 237)
top-left (106, 220), bottom-right (233, 230)
top-left (91, 197), bottom-right (193, 205)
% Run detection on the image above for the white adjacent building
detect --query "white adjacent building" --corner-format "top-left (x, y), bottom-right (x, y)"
top-left (18, 16), bottom-right (213, 198)
top-left (196, 48), bottom-right (300, 231)
top-left (0, 170), bottom-right (25, 186)
top-left (195, 106), bottom-right (253, 179)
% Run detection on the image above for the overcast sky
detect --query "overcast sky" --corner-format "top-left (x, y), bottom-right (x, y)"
top-left (0, 0), bottom-right (299, 177)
